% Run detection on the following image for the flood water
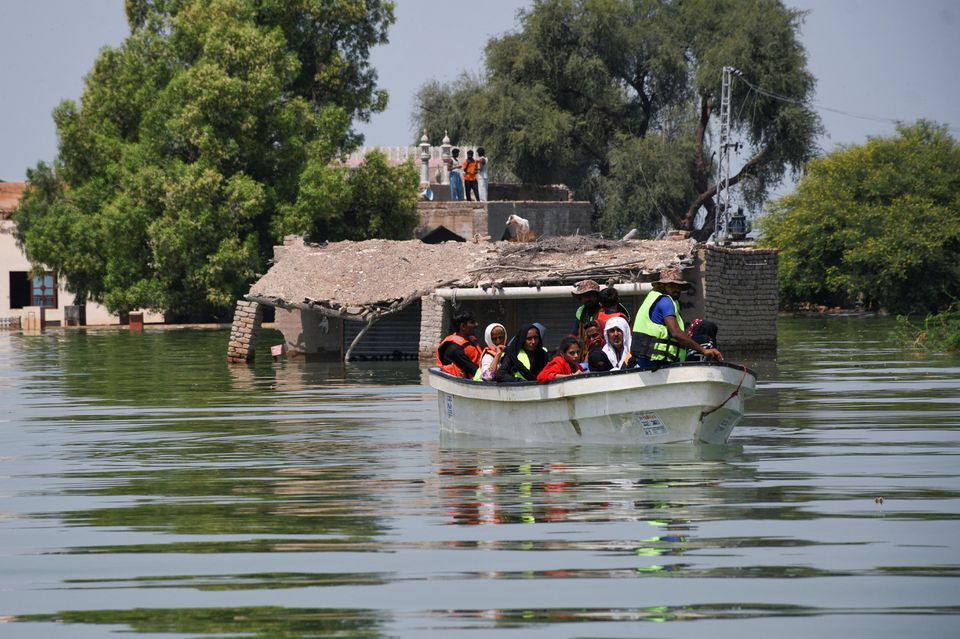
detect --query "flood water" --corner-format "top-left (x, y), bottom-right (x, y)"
top-left (2, 318), bottom-right (959, 638)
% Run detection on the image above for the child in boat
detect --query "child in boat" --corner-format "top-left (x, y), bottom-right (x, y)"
top-left (579, 320), bottom-right (604, 371)
top-left (537, 336), bottom-right (583, 383)
top-left (582, 320), bottom-right (603, 356)
top-left (685, 319), bottom-right (720, 361)
top-left (587, 347), bottom-right (613, 372)
top-left (596, 287), bottom-right (631, 331)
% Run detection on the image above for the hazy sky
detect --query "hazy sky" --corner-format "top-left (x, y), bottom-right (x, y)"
top-left (2, 0), bottom-right (958, 187)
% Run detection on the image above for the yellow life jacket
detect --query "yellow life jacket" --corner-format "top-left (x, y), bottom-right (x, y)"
top-left (631, 291), bottom-right (686, 363)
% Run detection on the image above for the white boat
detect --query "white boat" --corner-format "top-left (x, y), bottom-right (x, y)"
top-left (428, 362), bottom-right (757, 445)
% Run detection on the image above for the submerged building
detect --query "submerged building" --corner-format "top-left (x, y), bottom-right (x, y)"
top-left (230, 234), bottom-right (778, 363)
top-left (1, 181), bottom-right (163, 328)
top-left (228, 136), bottom-right (778, 363)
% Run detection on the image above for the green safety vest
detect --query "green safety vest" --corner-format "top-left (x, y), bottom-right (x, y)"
top-left (575, 304), bottom-right (599, 324)
top-left (632, 291), bottom-right (686, 363)
top-left (514, 350), bottom-right (532, 380)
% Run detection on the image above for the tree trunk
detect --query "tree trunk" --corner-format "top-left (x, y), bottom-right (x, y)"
top-left (681, 147), bottom-right (769, 240)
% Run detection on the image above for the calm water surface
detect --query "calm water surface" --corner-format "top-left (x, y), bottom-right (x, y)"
top-left (2, 318), bottom-right (959, 638)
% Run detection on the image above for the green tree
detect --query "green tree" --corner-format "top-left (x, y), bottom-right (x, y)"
top-left (410, 74), bottom-right (482, 146)
top-left (411, 0), bottom-right (821, 239)
top-left (14, 0), bottom-right (397, 318)
top-left (273, 150), bottom-right (419, 242)
top-left (759, 121), bottom-right (960, 313)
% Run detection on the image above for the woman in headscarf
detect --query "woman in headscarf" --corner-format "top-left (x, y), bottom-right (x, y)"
top-left (496, 323), bottom-right (548, 382)
top-left (474, 322), bottom-right (507, 380)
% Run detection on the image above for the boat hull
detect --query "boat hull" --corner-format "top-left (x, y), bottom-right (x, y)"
top-left (429, 362), bottom-right (756, 445)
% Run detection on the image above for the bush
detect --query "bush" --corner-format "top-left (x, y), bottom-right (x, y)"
top-left (897, 306), bottom-right (960, 352)
top-left (760, 121), bottom-right (960, 313)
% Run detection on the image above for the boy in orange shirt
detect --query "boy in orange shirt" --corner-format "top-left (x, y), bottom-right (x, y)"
top-left (462, 149), bottom-right (480, 201)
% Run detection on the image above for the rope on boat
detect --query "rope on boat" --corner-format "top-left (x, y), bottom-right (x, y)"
top-left (698, 364), bottom-right (748, 423)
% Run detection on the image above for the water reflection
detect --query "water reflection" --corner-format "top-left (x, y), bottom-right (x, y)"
top-left (16, 607), bottom-right (388, 638)
top-left (435, 443), bottom-right (748, 528)
top-left (3, 318), bottom-right (960, 638)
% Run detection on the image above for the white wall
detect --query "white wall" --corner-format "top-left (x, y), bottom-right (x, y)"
top-left (0, 219), bottom-right (162, 326)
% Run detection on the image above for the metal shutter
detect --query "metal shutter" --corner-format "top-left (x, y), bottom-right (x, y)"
top-left (342, 301), bottom-right (422, 360)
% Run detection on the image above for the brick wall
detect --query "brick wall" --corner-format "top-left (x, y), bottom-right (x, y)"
top-left (419, 294), bottom-right (449, 359)
top-left (486, 202), bottom-right (593, 239)
top-left (415, 201), bottom-right (593, 241)
top-left (487, 184), bottom-right (573, 201)
top-left (227, 300), bottom-right (263, 363)
top-left (699, 245), bottom-right (778, 351)
top-left (415, 202), bottom-right (488, 239)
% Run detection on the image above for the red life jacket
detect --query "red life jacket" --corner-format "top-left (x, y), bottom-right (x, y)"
top-left (436, 333), bottom-right (482, 377)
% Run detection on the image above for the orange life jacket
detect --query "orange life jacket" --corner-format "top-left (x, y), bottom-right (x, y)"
top-left (436, 333), bottom-right (482, 377)
top-left (596, 309), bottom-right (628, 332)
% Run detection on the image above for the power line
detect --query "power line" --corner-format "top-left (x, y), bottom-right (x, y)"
top-left (733, 73), bottom-right (960, 135)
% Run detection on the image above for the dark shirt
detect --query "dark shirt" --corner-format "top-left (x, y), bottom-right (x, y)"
top-left (587, 346), bottom-right (613, 372)
top-left (439, 341), bottom-right (479, 377)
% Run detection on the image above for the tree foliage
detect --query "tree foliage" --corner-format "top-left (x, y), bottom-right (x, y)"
top-left (410, 74), bottom-right (482, 146)
top-left (272, 150), bottom-right (419, 243)
top-left (759, 121), bottom-right (960, 314)
top-left (411, 0), bottom-right (821, 239)
top-left (14, 0), bottom-right (404, 318)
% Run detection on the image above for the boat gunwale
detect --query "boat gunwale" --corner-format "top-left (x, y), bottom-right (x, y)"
top-left (428, 360), bottom-right (758, 388)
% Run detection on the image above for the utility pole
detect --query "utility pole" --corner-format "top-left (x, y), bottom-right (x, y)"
top-left (715, 66), bottom-right (736, 243)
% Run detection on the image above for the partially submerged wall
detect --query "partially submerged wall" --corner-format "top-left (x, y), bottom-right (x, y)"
top-left (698, 245), bottom-right (779, 352)
top-left (275, 306), bottom-right (342, 361)
top-left (226, 300), bottom-right (263, 363)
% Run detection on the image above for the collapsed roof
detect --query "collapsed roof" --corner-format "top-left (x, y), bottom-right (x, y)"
top-left (247, 236), bottom-right (697, 322)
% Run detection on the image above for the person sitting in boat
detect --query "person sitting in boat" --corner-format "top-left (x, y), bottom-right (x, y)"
top-left (537, 336), bottom-right (583, 383)
top-left (505, 321), bottom-right (550, 354)
top-left (631, 269), bottom-right (723, 367)
top-left (685, 318), bottom-right (719, 362)
top-left (570, 279), bottom-right (601, 344)
top-left (601, 316), bottom-right (635, 370)
top-left (474, 322), bottom-right (507, 380)
top-left (582, 320), bottom-right (603, 353)
top-left (587, 346), bottom-right (613, 372)
top-left (596, 286), bottom-right (631, 331)
top-left (579, 320), bottom-right (603, 370)
top-left (436, 311), bottom-right (482, 378)
top-left (496, 323), bottom-right (548, 382)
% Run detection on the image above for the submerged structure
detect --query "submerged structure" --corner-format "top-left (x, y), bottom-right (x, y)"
top-left (230, 234), bottom-right (778, 362)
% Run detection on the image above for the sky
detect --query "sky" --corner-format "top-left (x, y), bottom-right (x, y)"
top-left (2, 0), bottom-right (959, 191)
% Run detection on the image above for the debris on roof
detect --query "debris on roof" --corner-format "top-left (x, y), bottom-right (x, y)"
top-left (247, 236), bottom-right (697, 322)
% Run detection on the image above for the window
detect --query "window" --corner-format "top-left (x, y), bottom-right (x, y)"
top-left (9, 272), bottom-right (30, 309)
top-left (30, 273), bottom-right (57, 308)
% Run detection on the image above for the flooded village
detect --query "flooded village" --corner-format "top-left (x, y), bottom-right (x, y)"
top-left (2, 1), bottom-right (959, 638)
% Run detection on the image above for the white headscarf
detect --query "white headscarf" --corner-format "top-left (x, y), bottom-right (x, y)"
top-left (484, 323), bottom-right (506, 347)
top-left (478, 322), bottom-right (507, 380)
top-left (601, 316), bottom-right (632, 370)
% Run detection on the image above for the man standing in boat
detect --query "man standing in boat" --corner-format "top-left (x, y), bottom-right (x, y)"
top-left (437, 311), bottom-right (482, 378)
top-left (570, 279), bottom-right (602, 344)
top-left (632, 269), bottom-right (723, 367)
